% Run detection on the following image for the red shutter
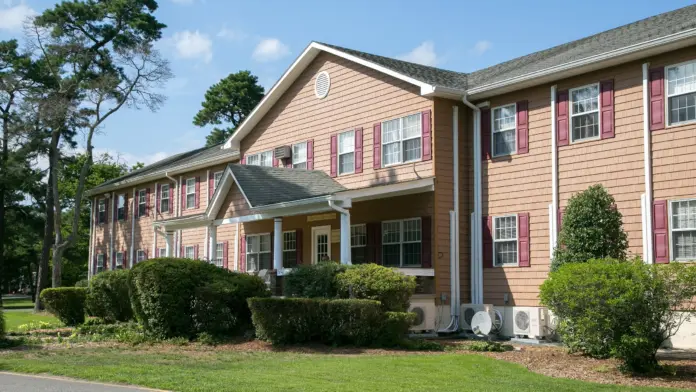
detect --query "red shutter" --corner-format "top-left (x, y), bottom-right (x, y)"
top-left (209, 172), bottom-right (214, 200)
top-left (481, 107), bottom-right (491, 160)
top-left (123, 250), bottom-right (128, 269)
top-left (557, 90), bottom-right (569, 146)
top-left (180, 244), bottom-right (184, 258)
top-left (296, 229), bottom-right (303, 264)
top-left (330, 134), bottom-right (338, 177)
top-left (557, 208), bottom-right (565, 234)
top-left (354, 129), bottom-right (363, 173)
top-left (123, 194), bottom-right (129, 221)
top-left (145, 188), bottom-right (151, 216)
top-left (223, 241), bottom-right (229, 269)
top-left (600, 79), bottom-right (615, 139)
top-left (144, 249), bottom-right (148, 260)
top-left (195, 177), bottom-right (200, 209)
top-left (653, 200), bottom-right (669, 263)
top-left (240, 235), bottom-right (246, 272)
top-left (518, 213), bottom-right (530, 267)
top-left (373, 123), bottom-right (381, 169)
top-left (181, 181), bottom-right (186, 210)
top-left (273, 157), bottom-right (278, 167)
top-left (421, 216), bottom-right (432, 268)
top-left (307, 139), bottom-right (314, 170)
top-left (240, 155), bottom-right (246, 165)
top-left (366, 222), bottom-right (382, 264)
top-left (516, 100), bottom-right (529, 154)
top-left (483, 216), bottom-right (493, 268)
top-left (155, 184), bottom-right (160, 214)
top-left (649, 68), bottom-right (665, 131)
top-left (104, 200), bottom-right (109, 224)
top-left (93, 255), bottom-right (97, 275)
top-left (194, 244), bottom-right (199, 260)
top-left (421, 110), bottom-right (432, 161)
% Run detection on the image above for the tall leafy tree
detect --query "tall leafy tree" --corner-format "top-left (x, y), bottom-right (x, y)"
top-left (193, 70), bottom-right (265, 146)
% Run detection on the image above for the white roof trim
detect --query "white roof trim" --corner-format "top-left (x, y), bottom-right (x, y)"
top-left (223, 42), bottom-right (437, 150)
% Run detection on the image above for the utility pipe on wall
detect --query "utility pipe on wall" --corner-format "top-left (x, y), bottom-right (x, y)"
top-left (550, 85), bottom-right (559, 251)
top-left (131, 187), bottom-right (136, 264)
top-left (642, 62), bottom-right (654, 264)
top-left (110, 191), bottom-right (115, 269)
top-left (461, 95), bottom-right (482, 305)
top-left (88, 199), bottom-right (95, 279)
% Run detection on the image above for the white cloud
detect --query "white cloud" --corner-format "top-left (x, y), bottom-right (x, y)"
top-left (397, 41), bottom-right (439, 67)
top-left (0, 1), bottom-right (36, 31)
top-left (217, 27), bottom-right (247, 42)
top-left (470, 40), bottom-right (492, 56)
top-left (252, 38), bottom-right (290, 62)
top-left (171, 30), bottom-right (213, 63)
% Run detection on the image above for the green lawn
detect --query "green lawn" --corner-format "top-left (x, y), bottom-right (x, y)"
top-left (3, 310), bottom-right (61, 332)
top-left (0, 346), bottom-right (687, 392)
top-left (3, 297), bottom-right (34, 310)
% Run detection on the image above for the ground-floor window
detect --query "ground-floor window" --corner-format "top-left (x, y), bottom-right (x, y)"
top-left (185, 245), bottom-right (195, 259)
top-left (283, 231), bottom-right (297, 268)
top-left (351, 224), bottom-right (367, 264)
top-left (493, 215), bottom-right (518, 266)
top-left (213, 243), bottom-right (224, 267)
top-left (115, 252), bottom-right (124, 269)
top-left (136, 250), bottom-right (146, 263)
top-left (382, 218), bottom-right (421, 267)
top-left (158, 248), bottom-right (166, 258)
top-left (247, 234), bottom-right (271, 271)
top-left (96, 254), bottom-right (105, 273)
top-left (671, 199), bottom-right (696, 261)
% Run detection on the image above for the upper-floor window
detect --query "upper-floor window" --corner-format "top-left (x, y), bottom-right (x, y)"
top-left (213, 242), bottom-right (224, 267)
top-left (382, 113), bottom-right (421, 166)
top-left (246, 233), bottom-right (271, 271)
top-left (137, 189), bottom-right (147, 218)
top-left (351, 224), bottom-right (367, 264)
top-left (98, 199), bottom-right (106, 224)
top-left (382, 218), bottom-right (421, 267)
top-left (666, 61), bottom-right (696, 125)
top-left (185, 245), bottom-right (195, 259)
top-left (136, 250), bottom-right (146, 263)
top-left (283, 231), bottom-right (297, 268)
top-left (292, 142), bottom-right (307, 169)
top-left (493, 215), bottom-right (518, 267)
top-left (160, 184), bottom-right (170, 213)
top-left (96, 253), bottom-right (105, 273)
top-left (246, 151), bottom-right (273, 167)
top-left (116, 194), bottom-right (126, 221)
top-left (492, 104), bottom-right (516, 157)
top-left (670, 199), bottom-right (696, 261)
top-left (186, 178), bottom-right (196, 209)
top-left (570, 83), bottom-right (600, 143)
top-left (338, 130), bottom-right (355, 175)
top-left (213, 171), bottom-right (223, 191)
top-left (115, 252), bottom-right (124, 269)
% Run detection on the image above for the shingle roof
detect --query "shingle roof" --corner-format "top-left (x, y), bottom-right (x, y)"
top-left (229, 164), bottom-right (346, 208)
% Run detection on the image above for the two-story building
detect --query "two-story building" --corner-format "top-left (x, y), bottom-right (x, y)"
top-left (87, 5), bottom-right (696, 347)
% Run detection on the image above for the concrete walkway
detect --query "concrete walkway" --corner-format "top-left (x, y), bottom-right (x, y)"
top-left (0, 372), bottom-right (165, 392)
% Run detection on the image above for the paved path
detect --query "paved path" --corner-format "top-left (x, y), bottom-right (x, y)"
top-left (0, 372), bottom-right (164, 392)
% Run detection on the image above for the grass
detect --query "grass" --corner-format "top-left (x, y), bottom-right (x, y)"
top-left (0, 346), bottom-right (686, 392)
top-left (3, 310), bottom-right (62, 332)
top-left (3, 297), bottom-right (34, 310)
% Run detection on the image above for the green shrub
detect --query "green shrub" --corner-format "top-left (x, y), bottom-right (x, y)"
top-left (540, 258), bottom-right (696, 373)
top-left (552, 185), bottom-right (628, 271)
top-left (336, 264), bottom-right (416, 311)
top-left (468, 341), bottom-right (513, 352)
top-left (380, 311), bottom-right (416, 347)
top-left (86, 270), bottom-right (133, 323)
top-left (0, 306), bottom-right (4, 339)
top-left (40, 287), bottom-right (87, 326)
top-left (75, 322), bottom-right (146, 344)
top-left (283, 262), bottom-right (347, 298)
top-left (74, 279), bottom-right (88, 288)
top-left (128, 258), bottom-right (269, 339)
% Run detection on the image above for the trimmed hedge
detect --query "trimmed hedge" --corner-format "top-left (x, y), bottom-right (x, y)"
top-left (86, 270), bottom-right (133, 322)
top-left (40, 287), bottom-right (87, 326)
top-left (0, 306), bottom-right (4, 339)
top-left (128, 258), bottom-right (269, 339)
top-left (336, 264), bottom-right (417, 311)
top-left (283, 262), bottom-right (346, 298)
top-left (248, 297), bottom-right (414, 347)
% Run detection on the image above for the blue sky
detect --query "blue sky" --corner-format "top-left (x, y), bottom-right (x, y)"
top-left (0, 0), bottom-right (693, 167)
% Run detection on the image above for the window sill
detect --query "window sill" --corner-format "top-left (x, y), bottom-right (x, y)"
top-left (666, 119), bottom-right (696, 129)
top-left (381, 158), bottom-right (423, 169)
top-left (493, 264), bottom-right (520, 268)
top-left (394, 267), bottom-right (434, 276)
top-left (568, 136), bottom-right (601, 145)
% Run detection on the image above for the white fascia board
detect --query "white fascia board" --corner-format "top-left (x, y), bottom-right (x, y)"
top-left (214, 203), bottom-right (334, 226)
top-left (204, 165), bottom-right (235, 220)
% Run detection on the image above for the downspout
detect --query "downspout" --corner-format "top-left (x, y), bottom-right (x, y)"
top-left (551, 85), bottom-right (559, 252)
top-left (88, 198), bottom-right (94, 279)
top-left (461, 94), bottom-right (482, 305)
top-left (110, 191), bottom-right (115, 269)
top-left (131, 187), bottom-right (135, 264)
top-left (642, 63), bottom-right (654, 263)
top-left (165, 172), bottom-right (179, 257)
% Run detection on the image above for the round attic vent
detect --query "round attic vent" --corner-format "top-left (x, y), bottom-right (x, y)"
top-left (314, 71), bottom-right (330, 98)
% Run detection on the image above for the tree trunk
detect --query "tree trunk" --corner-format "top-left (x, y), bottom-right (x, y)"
top-left (0, 111), bottom-right (8, 308)
top-left (34, 133), bottom-right (57, 312)
top-left (52, 246), bottom-right (63, 288)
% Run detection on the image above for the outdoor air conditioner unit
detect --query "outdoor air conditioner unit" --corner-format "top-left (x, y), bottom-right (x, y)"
top-left (408, 298), bottom-right (437, 332)
top-left (274, 145), bottom-right (291, 160)
top-left (545, 308), bottom-right (560, 340)
top-left (461, 304), bottom-right (493, 331)
top-left (512, 307), bottom-right (548, 339)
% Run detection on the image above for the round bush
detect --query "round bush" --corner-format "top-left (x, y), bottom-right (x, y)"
top-left (74, 279), bottom-right (88, 288)
top-left (283, 262), bottom-right (347, 298)
top-left (336, 264), bottom-right (416, 311)
top-left (128, 258), bottom-right (270, 339)
top-left (86, 270), bottom-right (133, 322)
top-left (40, 287), bottom-right (87, 326)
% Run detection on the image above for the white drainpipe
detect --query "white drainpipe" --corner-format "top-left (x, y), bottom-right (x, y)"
top-left (88, 199), bottom-right (95, 279)
top-left (110, 191), bottom-right (115, 269)
top-left (130, 187), bottom-right (136, 264)
top-left (642, 62), bottom-right (654, 264)
top-left (551, 85), bottom-right (559, 251)
top-left (165, 172), bottom-right (179, 257)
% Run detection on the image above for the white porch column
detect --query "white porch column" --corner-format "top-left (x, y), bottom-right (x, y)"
top-left (165, 232), bottom-right (175, 257)
top-left (340, 211), bottom-right (351, 265)
top-left (209, 225), bottom-right (217, 261)
top-left (273, 218), bottom-right (283, 271)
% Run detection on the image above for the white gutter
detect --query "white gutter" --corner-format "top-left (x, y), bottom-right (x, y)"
top-left (642, 62), bottom-right (654, 264)
top-left (551, 85), bottom-right (559, 251)
top-left (88, 199), bottom-right (95, 279)
top-left (130, 187), bottom-right (136, 265)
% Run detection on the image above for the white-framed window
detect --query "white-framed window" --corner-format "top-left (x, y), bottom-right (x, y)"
top-left (351, 224), bottom-right (367, 264)
top-left (213, 242), bottom-right (224, 267)
top-left (160, 184), bottom-right (170, 213)
top-left (96, 253), bottom-right (105, 273)
top-left (338, 130), bottom-right (355, 175)
top-left (213, 171), bottom-right (223, 191)
top-left (492, 104), bottom-right (516, 157)
top-left (569, 83), bottom-right (600, 143)
top-left (382, 218), bottom-right (421, 267)
top-left (283, 231), bottom-right (297, 268)
top-left (292, 143), bottom-right (307, 169)
top-left (158, 248), bottom-right (166, 258)
top-left (666, 61), bottom-right (696, 125)
top-left (136, 250), bottom-right (146, 263)
top-left (116, 194), bottom-right (126, 221)
top-left (184, 245), bottom-right (195, 259)
top-left (115, 252), bottom-right (124, 269)
top-left (246, 151), bottom-right (273, 167)
top-left (382, 113), bottom-right (421, 166)
top-left (98, 199), bottom-right (106, 224)
top-left (670, 199), bottom-right (696, 261)
top-left (137, 189), bottom-right (147, 218)
top-left (185, 178), bottom-right (196, 209)
top-left (493, 215), bottom-right (518, 267)
top-left (246, 234), bottom-right (271, 271)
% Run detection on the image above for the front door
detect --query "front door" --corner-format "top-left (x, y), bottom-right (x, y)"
top-left (311, 225), bottom-right (332, 264)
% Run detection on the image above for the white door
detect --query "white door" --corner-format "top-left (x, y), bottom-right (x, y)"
top-left (311, 225), bottom-right (332, 264)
